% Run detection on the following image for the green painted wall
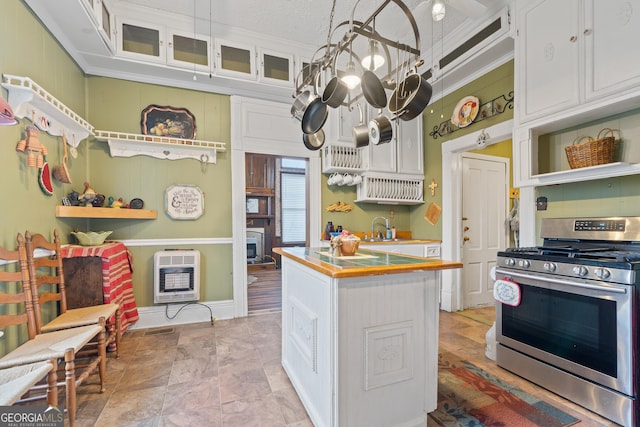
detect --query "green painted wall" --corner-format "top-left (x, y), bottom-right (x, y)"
top-left (410, 60), bottom-right (515, 240)
top-left (0, 0), bottom-right (87, 251)
top-left (84, 77), bottom-right (232, 306)
top-left (320, 176), bottom-right (411, 238)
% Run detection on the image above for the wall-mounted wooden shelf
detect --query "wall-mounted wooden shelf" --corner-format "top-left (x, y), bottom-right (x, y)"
top-left (94, 130), bottom-right (226, 163)
top-left (1, 74), bottom-right (94, 145)
top-left (56, 206), bottom-right (157, 219)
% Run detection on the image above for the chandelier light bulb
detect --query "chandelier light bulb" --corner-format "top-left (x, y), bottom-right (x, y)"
top-left (341, 62), bottom-right (361, 89)
top-left (432, 0), bottom-right (446, 21)
top-left (361, 40), bottom-right (385, 71)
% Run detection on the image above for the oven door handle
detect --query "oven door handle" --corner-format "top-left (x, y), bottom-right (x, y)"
top-left (494, 268), bottom-right (628, 294)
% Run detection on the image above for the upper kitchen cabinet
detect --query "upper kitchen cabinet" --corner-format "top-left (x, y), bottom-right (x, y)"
top-left (514, 0), bottom-right (640, 186)
top-left (516, 0), bottom-right (640, 124)
top-left (116, 17), bottom-right (212, 71)
top-left (361, 111), bottom-right (423, 176)
top-left (259, 49), bottom-right (294, 86)
top-left (117, 18), bottom-right (165, 63)
top-left (83, 0), bottom-right (113, 50)
top-left (215, 39), bottom-right (256, 81)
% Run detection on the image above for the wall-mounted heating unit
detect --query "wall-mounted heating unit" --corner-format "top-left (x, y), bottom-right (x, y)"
top-left (154, 250), bottom-right (200, 304)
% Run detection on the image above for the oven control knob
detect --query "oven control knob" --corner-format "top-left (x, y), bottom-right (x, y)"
top-left (505, 258), bottom-right (516, 267)
top-left (594, 268), bottom-right (611, 279)
top-left (543, 262), bottom-right (557, 272)
top-left (517, 259), bottom-right (530, 268)
top-left (572, 266), bottom-right (589, 277)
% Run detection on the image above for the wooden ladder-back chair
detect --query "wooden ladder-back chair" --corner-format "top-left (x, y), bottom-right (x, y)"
top-left (0, 233), bottom-right (107, 427)
top-left (25, 229), bottom-right (121, 358)
top-left (0, 236), bottom-right (57, 407)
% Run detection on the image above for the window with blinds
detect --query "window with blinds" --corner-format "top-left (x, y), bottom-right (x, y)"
top-left (280, 158), bottom-right (307, 244)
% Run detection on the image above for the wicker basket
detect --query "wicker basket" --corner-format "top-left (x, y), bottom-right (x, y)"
top-left (565, 128), bottom-right (616, 169)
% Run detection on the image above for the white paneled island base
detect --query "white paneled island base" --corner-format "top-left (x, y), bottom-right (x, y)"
top-left (274, 247), bottom-right (462, 427)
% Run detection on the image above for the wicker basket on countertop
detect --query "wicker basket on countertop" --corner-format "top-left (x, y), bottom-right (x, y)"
top-left (565, 128), bottom-right (617, 169)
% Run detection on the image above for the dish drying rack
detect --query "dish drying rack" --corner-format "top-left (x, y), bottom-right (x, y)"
top-left (321, 144), bottom-right (363, 173)
top-left (356, 175), bottom-right (424, 205)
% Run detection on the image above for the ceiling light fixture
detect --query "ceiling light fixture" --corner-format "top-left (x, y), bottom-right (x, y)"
top-left (341, 60), bottom-right (361, 89)
top-left (361, 39), bottom-right (385, 71)
top-left (432, 0), bottom-right (446, 21)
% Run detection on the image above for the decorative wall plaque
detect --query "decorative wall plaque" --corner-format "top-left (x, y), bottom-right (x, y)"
top-left (165, 184), bottom-right (204, 220)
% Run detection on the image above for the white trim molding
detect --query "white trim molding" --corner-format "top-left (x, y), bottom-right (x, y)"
top-left (128, 299), bottom-right (235, 330)
top-left (230, 96), bottom-right (322, 318)
top-left (441, 119), bottom-right (513, 312)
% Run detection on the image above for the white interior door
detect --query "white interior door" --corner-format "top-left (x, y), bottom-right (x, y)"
top-left (461, 154), bottom-right (508, 308)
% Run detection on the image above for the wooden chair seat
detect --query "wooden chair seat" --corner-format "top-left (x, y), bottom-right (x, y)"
top-left (0, 233), bottom-right (108, 426)
top-left (0, 360), bottom-right (55, 406)
top-left (40, 303), bottom-right (119, 331)
top-left (0, 324), bottom-right (103, 366)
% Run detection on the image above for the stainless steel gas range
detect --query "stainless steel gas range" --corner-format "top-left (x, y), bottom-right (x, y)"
top-left (495, 217), bottom-right (640, 427)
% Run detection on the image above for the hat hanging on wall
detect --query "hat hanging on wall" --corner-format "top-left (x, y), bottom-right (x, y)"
top-left (0, 97), bottom-right (18, 125)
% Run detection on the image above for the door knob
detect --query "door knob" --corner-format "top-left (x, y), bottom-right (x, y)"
top-left (463, 236), bottom-right (470, 242)
top-left (463, 226), bottom-right (469, 231)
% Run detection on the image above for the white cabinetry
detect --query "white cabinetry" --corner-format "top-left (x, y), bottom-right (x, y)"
top-left (516, 0), bottom-right (640, 124)
top-left (359, 243), bottom-right (441, 258)
top-left (116, 17), bottom-right (212, 71)
top-left (258, 48), bottom-right (294, 86)
top-left (361, 112), bottom-right (423, 175)
top-left (514, 0), bottom-right (640, 187)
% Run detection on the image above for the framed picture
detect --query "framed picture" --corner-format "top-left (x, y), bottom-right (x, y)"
top-left (246, 197), bottom-right (260, 214)
top-left (165, 184), bottom-right (204, 220)
top-left (141, 105), bottom-right (196, 139)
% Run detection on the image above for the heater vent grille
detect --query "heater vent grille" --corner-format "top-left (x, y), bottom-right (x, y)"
top-left (154, 250), bottom-right (200, 304)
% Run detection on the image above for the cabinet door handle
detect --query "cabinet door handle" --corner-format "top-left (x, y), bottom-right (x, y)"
top-left (569, 35), bottom-right (577, 42)
top-left (583, 28), bottom-right (592, 36)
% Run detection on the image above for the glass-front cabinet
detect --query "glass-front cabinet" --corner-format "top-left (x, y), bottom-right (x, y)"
top-left (117, 18), bottom-right (165, 63)
top-left (116, 18), bottom-right (212, 71)
top-left (258, 48), bottom-right (294, 86)
top-left (81, 0), bottom-right (114, 51)
top-left (215, 39), bottom-right (256, 80)
top-left (167, 30), bottom-right (211, 71)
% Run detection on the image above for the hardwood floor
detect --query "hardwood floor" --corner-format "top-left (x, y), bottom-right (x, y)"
top-left (247, 264), bottom-right (282, 315)
top-left (69, 268), bottom-right (617, 426)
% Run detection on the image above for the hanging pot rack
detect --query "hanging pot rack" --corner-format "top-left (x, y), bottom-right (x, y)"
top-left (294, 0), bottom-right (422, 96)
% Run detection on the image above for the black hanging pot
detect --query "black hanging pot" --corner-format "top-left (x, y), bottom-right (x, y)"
top-left (322, 76), bottom-right (348, 108)
top-left (389, 72), bottom-right (432, 121)
top-left (301, 97), bottom-right (328, 135)
top-left (361, 70), bottom-right (387, 109)
top-left (303, 129), bottom-right (325, 151)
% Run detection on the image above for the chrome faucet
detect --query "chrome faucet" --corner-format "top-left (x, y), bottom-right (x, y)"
top-left (371, 216), bottom-right (390, 240)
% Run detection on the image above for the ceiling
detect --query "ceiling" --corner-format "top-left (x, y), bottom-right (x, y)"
top-left (113, 0), bottom-right (510, 54)
top-left (24, 0), bottom-right (512, 102)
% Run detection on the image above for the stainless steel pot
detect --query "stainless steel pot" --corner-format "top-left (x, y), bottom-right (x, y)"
top-left (352, 103), bottom-right (369, 148)
top-left (303, 129), bottom-right (325, 151)
top-left (291, 90), bottom-right (312, 121)
top-left (368, 113), bottom-right (393, 145)
top-left (389, 72), bottom-right (432, 121)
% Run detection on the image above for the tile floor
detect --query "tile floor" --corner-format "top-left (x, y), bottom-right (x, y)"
top-left (70, 307), bottom-right (617, 426)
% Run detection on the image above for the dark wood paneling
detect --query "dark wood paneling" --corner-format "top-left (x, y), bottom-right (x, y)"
top-left (63, 257), bottom-right (104, 309)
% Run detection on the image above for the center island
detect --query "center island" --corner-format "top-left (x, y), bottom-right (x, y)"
top-left (273, 246), bottom-right (462, 427)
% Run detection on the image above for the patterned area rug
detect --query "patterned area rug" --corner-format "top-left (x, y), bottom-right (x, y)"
top-left (431, 351), bottom-right (580, 427)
